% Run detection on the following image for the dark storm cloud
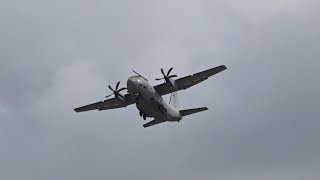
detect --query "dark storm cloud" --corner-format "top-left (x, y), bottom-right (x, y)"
top-left (1, 0), bottom-right (319, 180)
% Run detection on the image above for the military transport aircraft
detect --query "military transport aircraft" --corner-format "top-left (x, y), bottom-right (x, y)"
top-left (74, 65), bottom-right (227, 128)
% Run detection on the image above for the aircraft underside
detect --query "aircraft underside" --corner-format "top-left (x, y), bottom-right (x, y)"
top-left (136, 97), bottom-right (167, 120)
top-left (74, 65), bottom-right (227, 128)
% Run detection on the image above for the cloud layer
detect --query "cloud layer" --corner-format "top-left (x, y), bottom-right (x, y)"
top-left (1, 0), bottom-right (319, 179)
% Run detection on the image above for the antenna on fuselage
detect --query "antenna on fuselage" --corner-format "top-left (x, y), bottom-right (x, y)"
top-left (132, 70), bottom-right (148, 81)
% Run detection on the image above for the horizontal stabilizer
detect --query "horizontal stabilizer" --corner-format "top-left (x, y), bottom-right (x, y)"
top-left (143, 120), bottom-right (165, 128)
top-left (179, 107), bottom-right (208, 117)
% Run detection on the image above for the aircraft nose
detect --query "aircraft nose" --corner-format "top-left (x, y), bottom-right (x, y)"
top-left (127, 77), bottom-right (136, 92)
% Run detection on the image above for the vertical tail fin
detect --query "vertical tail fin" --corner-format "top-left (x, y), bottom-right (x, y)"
top-left (169, 92), bottom-right (179, 110)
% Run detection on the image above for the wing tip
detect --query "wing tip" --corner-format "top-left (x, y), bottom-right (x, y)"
top-left (220, 65), bottom-right (227, 70)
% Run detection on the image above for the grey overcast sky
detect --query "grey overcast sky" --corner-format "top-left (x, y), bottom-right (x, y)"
top-left (0, 0), bottom-right (319, 179)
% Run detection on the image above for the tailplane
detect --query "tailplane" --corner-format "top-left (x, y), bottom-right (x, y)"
top-left (179, 107), bottom-right (208, 117)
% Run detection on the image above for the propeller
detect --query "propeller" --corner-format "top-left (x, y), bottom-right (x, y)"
top-left (155, 68), bottom-right (178, 83)
top-left (105, 81), bottom-right (127, 99)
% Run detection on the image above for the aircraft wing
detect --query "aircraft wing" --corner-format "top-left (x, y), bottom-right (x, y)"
top-left (154, 65), bottom-right (227, 96)
top-left (74, 94), bottom-right (136, 112)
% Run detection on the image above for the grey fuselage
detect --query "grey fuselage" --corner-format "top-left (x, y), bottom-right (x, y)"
top-left (126, 76), bottom-right (182, 122)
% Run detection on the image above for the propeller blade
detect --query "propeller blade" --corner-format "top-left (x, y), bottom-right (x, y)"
top-left (161, 68), bottom-right (165, 76)
top-left (155, 78), bottom-right (164, 81)
top-left (116, 81), bottom-right (120, 90)
top-left (167, 75), bottom-right (177, 78)
top-left (167, 67), bottom-right (173, 76)
top-left (108, 85), bottom-right (114, 91)
top-left (117, 87), bottom-right (127, 92)
top-left (118, 93), bottom-right (125, 99)
top-left (105, 94), bottom-right (113, 98)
